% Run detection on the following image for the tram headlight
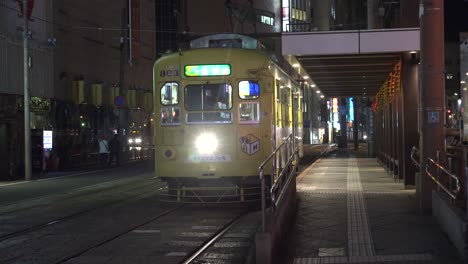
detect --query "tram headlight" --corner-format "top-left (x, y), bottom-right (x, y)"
top-left (128, 138), bottom-right (142, 144)
top-left (195, 133), bottom-right (218, 154)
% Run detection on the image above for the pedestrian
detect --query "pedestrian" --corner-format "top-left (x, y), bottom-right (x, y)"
top-left (108, 134), bottom-right (120, 166)
top-left (98, 135), bottom-right (109, 167)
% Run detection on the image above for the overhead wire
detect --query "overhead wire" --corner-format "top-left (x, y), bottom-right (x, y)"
top-left (0, 2), bottom-right (256, 36)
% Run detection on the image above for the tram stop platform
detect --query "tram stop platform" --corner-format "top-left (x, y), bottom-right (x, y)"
top-left (285, 144), bottom-right (463, 264)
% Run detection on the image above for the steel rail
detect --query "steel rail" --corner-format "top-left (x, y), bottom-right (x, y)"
top-left (57, 203), bottom-right (185, 263)
top-left (182, 213), bottom-right (243, 264)
top-left (0, 182), bottom-right (163, 242)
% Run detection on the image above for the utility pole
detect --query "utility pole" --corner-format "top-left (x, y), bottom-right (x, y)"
top-left (119, 4), bottom-right (129, 160)
top-left (23, 0), bottom-right (31, 181)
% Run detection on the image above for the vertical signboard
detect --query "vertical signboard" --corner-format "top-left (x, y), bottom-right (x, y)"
top-left (282, 0), bottom-right (289, 31)
top-left (17, 0), bottom-right (35, 19)
top-left (43, 130), bottom-right (52, 149)
top-left (131, 0), bottom-right (140, 61)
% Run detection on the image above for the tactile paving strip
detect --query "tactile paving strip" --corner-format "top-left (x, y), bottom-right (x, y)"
top-left (293, 253), bottom-right (433, 264)
top-left (347, 158), bottom-right (375, 257)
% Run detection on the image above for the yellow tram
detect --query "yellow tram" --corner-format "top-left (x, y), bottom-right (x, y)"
top-left (153, 34), bottom-right (303, 200)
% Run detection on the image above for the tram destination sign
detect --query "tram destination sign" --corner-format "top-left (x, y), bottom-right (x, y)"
top-left (184, 64), bottom-right (231, 77)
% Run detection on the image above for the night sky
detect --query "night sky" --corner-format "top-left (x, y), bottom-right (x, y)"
top-left (444, 0), bottom-right (468, 41)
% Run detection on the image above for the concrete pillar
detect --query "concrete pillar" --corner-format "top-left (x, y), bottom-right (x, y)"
top-left (367, 0), bottom-right (377, 29)
top-left (390, 102), bottom-right (395, 174)
top-left (339, 98), bottom-right (348, 148)
top-left (393, 98), bottom-right (398, 178)
top-left (375, 109), bottom-right (380, 161)
top-left (400, 0), bottom-right (420, 28)
top-left (397, 87), bottom-right (404, 181)
top-left (391, 99), bottom-right (396, 176)
top-left (312, 0), bottom-right (330, 31)
top-left (379, 110), bottom-right (384, 162)
top-left (350, 0), bottom-right (359, 29)
top-left (418, 0), bottom-right (445, 212)
top-left (383, 105), bottom-right (390, 169)
top-left (367, 99), bottom-right (376, 158)
top-left (401, 53), bottom-right (419, 187)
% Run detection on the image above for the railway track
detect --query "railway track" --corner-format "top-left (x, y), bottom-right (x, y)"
top-left (0, 183), bottom-right (166, 242)
top-left (0, 176), bottom-right (157, 216)
top-left (56, 204), bottom-right (186, 264)
top-left (180, 211), bottom-right (260, 264)
top-left (0, 183), bottom-right (259, 264)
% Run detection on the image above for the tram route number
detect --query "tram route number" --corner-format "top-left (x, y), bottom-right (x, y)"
top-left (160, 69), bottom-right (179, 77)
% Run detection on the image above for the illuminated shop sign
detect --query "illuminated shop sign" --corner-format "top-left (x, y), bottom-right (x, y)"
top-left (348, 97), bottom-right (354, 121)
top-left (184, 64), bottom-right (231, 77)
top-left (43, 130), bottom-right (53, 149)
top-left (332, 98), bottom-right (338, 113)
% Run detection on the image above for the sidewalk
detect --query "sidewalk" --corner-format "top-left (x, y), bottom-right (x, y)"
top-left (288, 146), bottom-right (462, 264)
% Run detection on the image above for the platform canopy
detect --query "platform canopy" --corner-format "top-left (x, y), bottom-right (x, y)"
top-left (282, 28), bottom-right (420, 97)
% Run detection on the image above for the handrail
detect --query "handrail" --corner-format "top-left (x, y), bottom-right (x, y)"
top-left (411, 146), bottom-right (460, 200)
top-left (258, 134), bottom-right (293, 171)
top-left (270, 147), bottom-right (297, 206)
top-left (410, 146), bottom-right (421, 169)
top-left (425, 157), bottom-right (460, 200)
top-left (259, 134), bottom-right (297, 232)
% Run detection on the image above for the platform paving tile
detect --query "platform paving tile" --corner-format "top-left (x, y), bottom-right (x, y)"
top-left (289, 149), bottom-right (463, 264)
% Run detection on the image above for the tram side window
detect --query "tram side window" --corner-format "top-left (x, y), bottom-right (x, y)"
top-left (239, 102), bottom-right (260, 123)
top-left (161, 107), bottom-right (180, 125)
top-left (239, 81), bottom-right (259, 99)
top-left (160, 82), bottom-right (178, 105)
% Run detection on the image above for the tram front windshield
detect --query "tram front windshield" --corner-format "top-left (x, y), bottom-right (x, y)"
top-left (185, 83), bottom-right (233, 123)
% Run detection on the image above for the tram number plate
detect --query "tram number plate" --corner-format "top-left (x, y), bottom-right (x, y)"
top-left (188, 154), bottom-right (231, 162)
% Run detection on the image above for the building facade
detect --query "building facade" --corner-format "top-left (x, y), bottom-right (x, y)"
top-left (0, 0), bottom-right (155, 179)
top-left (0, 0), bottom-right (54, 179)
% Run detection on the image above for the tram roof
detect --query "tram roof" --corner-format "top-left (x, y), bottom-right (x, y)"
top-left (190, 34), bottom-right (266, 51)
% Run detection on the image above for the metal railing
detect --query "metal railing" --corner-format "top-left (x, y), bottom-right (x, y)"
top-left (425, 156), bottom-right (460, 200)
top-left (410, 146), bottom-right (421, 169)
top-left (411, 147), bottom-right (460, 200)
top-left (259, 134), bottom-right (298, 232)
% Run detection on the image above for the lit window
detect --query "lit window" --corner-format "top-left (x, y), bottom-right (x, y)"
top-left (160, 82), bottom-right (178, 105)
top-left (239, 81), bottom-right (260, 99)
top-left (260, 15), bottom-right (274, 25)
top-left (161, 107), bottom-right (180, 126)
top-left (239, 103), bottom-right (260, 123)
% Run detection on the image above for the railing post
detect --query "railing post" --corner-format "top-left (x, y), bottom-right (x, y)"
top-left (436, 150), bottom-right (440, 192)
top-left (260, 169), bottom-right (266, 232)
top-left (448, 157), bottom-right (453, 194)
top-left (271, 152), bottom-right (275, 190)
top-left (463, 146), bottom-right (468, 221)
top-left (278, 144), bottom-right (283, 173)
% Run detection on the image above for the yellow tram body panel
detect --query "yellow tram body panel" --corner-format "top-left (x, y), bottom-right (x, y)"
top-left (153, 36), bottom-right (302, 184)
